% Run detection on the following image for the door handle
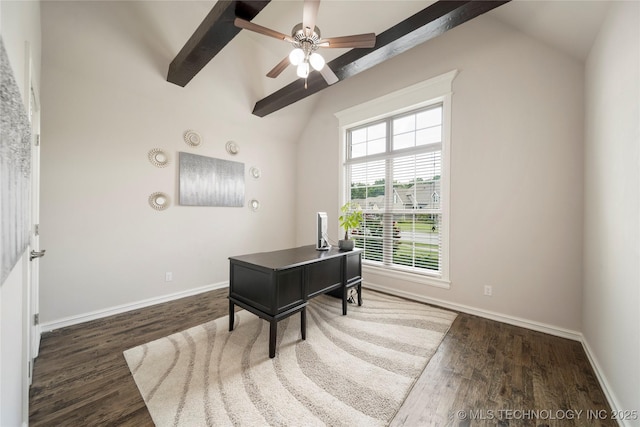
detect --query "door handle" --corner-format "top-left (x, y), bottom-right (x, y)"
top-left (30, 249), bottom-right (46, 261)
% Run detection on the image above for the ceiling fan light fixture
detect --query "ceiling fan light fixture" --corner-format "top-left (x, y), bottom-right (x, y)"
top-left (309, 52), bottom-right (325, 71)
top-left (296, 62), bottom-right (310, 78)
top-left (289, 48), bottom-right (305, 66)
top-left (235, 0), bottom-right (375, 87)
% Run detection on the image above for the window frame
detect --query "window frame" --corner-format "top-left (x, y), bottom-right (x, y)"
top-left (335, 70), bottom-right (457, 288)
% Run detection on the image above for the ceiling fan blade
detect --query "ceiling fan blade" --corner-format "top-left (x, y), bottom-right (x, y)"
top-left (319, 65), bottom-right (339, 85)
top-left (319, 33), bottom-right (376, 49)
top-left (266, 56), bottom-right (291, 79)
top-left (234, 18), bottom-right (294, 43)
top-left (302, 0), bottom-right (320, 37)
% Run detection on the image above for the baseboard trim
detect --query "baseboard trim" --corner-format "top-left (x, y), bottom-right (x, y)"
top-left (580, 339), bottom-right (627, 427)
top-left (363, 282), bottom-right (582, 341)
top-left (41, 280), bottom-right (582, 342)
top-left (40, 282), bottom-right (229, 333)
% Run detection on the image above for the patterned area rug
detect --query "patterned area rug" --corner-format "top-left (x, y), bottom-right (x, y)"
top-left (123, 290), bottom-right (456, 426)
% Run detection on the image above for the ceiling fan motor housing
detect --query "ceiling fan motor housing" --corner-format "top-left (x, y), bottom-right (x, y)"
top-left (291, 23), bottom-right (322, 53)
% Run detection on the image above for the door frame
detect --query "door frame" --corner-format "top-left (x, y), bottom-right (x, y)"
top-left (22, 41), bottom-right (42, 424)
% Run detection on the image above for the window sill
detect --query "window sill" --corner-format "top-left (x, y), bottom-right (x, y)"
top-left (362, 264), bottom-right (451, 290)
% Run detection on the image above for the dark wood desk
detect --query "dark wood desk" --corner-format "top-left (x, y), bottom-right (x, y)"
top-left (228, 245), bottom-right (362, 358)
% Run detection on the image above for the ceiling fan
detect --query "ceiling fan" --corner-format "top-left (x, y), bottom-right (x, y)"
top-left (234, 0), bottom-right (376, 87)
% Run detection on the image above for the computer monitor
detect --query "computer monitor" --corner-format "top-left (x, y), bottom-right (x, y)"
top-left (316, 212), bottom-right (330, 251)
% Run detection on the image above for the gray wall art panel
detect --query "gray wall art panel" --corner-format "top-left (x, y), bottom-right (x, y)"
top-left (0, 38), bottom-right (32, 285)
top-left (179, 152), bottom-right (244, 207)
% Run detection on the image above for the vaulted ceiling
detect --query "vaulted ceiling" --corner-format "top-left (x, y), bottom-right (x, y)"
top-left (166, 0), bottom-right (609, 117)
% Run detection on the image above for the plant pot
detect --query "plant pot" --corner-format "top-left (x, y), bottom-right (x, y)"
top-left (338, 239), bottom-right (355, 251)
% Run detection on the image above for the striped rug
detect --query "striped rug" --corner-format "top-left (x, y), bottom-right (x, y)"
top-left (123, 290), bottom-right (456, 426)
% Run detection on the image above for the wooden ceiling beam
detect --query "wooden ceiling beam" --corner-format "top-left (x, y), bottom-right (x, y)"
top-left (167, 1), bottom-right (271, 87)
top-left (252, 0), bottom-right (510, 117)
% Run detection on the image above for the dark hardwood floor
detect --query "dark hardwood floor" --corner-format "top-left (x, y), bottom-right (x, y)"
top-left (30, 288), bottom-right (614, 426)
top-left (392, 313), bottom-right (615, 426)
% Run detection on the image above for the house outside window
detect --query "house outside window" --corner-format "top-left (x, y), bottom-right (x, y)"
top-left (336, 70), bottom-right (456, 286)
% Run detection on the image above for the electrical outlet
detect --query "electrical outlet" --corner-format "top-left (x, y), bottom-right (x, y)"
top-left (165, 272), bottom-right (173, 282)
top-left (484, 285), bottom-right (493, 296)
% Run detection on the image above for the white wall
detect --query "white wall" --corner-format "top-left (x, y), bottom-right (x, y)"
top-left (1, 0), bottom-right (41, 424)
top-left (584, 2), bottom-right (640, 424)
top-left (296, 15), bottom-right (585, 334)
top-left (39, 1), bottom-right (307, 324)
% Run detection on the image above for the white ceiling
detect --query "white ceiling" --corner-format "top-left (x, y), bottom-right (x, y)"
top-left (490, 0), bottom-right (611, 61)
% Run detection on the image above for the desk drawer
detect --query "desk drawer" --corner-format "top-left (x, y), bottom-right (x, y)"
top-left (306, 257), bottom-right (342, 298)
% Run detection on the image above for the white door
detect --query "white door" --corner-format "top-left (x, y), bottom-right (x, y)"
top-left (28, 83), bottom-right (42, 364)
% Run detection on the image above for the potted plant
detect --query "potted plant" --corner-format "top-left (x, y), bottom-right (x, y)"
top-left (338, 201), bottom-right (363, 251)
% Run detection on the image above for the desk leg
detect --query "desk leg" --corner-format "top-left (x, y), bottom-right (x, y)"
top-left (229, 300), bottom-right (235, 331)
top-left (342, 287), bottom-right (348, 316)
top-left (357, 283), bottom-right (363, 306)
top-left (269, 320), bottom-right (277, 358)
top-left (301, 307), bottom-right (306, 340)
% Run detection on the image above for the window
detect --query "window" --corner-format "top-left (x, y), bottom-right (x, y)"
top-left (336, 71), bottom-right (455, 285)
top-left (345, 105), bottom-right (443, 274)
